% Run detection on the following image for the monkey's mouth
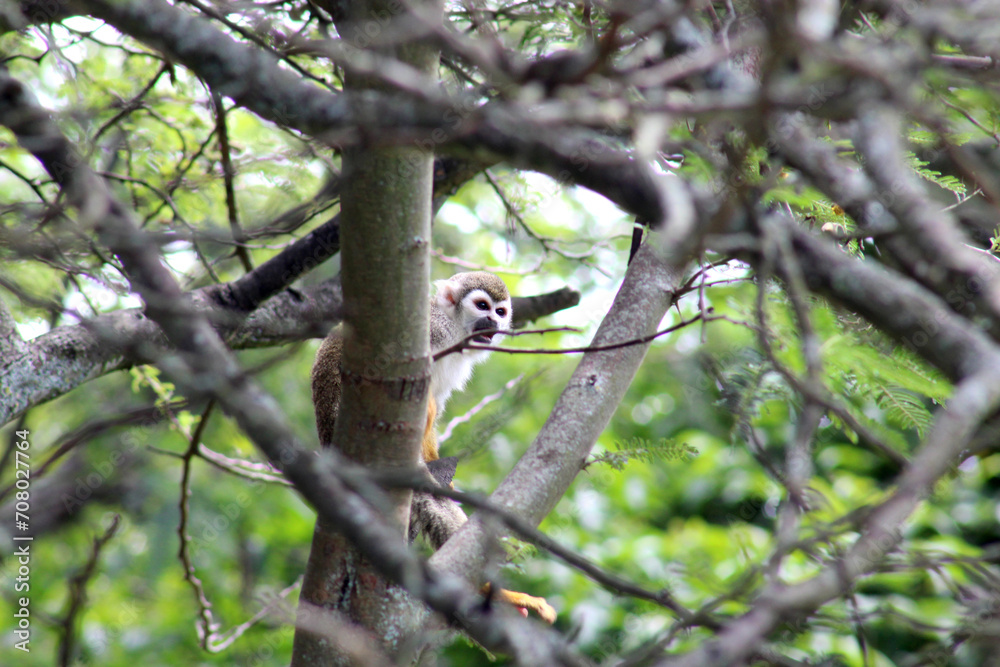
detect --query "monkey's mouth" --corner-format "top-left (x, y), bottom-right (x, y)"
top-left (473, 333), bottom-right (495, 344)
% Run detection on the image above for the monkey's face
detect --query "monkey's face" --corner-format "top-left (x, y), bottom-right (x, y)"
top-left (434, 272), bottom-right (512, 345)
top-left (461, 288), bottom-right (512, 344)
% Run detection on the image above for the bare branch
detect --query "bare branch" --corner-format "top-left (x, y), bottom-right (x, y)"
top-left (76, 0), bottom-right (666, 221)
top-left (770, 217), bottom-right (997, 384)
top-left (856, 107), bottom-right (1000, 332)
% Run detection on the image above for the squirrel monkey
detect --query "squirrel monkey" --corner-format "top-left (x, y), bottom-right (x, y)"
top-left (312, 271), bottom-right (556, 623)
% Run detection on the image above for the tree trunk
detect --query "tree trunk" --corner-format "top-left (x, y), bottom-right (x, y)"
top-left (291, 1), bottom-right (441, 664)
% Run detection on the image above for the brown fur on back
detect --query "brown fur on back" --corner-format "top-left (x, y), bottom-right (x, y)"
top-left (312, 333), bottom-right (343, 447)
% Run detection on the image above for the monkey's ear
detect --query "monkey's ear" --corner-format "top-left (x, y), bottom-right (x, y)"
top-left (433, 278), bottom-right (460, 309)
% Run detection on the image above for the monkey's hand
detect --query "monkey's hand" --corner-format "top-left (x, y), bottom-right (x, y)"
top-left (485, 584), bottom-right (557, 624)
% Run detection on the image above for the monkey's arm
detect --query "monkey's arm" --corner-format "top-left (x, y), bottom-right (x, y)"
top-left (422, 394), bottom-right (440, 462)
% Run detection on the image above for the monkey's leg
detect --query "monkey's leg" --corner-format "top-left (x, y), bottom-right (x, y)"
top-left (484, 584), bottom-right (557, 624)
top-left (415, 395), bottom-right (554, 622)
top-left (411, 486), bottom-right (557, 623)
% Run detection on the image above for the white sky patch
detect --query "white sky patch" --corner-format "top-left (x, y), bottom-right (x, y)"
top-left (65, 290), bottom-right (96, 317)
top-left (530, 183), bottom-right (575, 223)
top-left (958, 456), bottom-right (978, 473)
top-left (61, 15), bottom-right (115, 36)
top-left (68, 274), bottom-right (142, 318)
top-left (162, 243), bottom-right (199, 279)
top-left (437, 200), bottom-right (482, 234)
top-left (34, 66), bottom-right (66, 110)
top-left (118, 294), bottom-right (143, 310)
top-left (15, 318), bottom-right (50, 340)
top-left (570, 185), bottom-right (630, 226)
top-left (560, 288), bottom-right (615, 335)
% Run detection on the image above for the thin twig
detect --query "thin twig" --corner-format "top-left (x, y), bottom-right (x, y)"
top-left (212, 91), bottom-right (253, 272)
top-left (177, 400), bottom-right (219, 649)
top-left (58, 514), bottom-right (122, 667)
top-left (206, 577), bottom-right (303, 652)
top-left (175, 401), bottom-right (303, 652)
top-left (432, 318), bottom-right (705, 361)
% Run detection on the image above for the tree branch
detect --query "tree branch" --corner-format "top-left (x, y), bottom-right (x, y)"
top-left (855, 106), bottom-right (1000, 332)
top-left (75, 0), bottom-right (666, 222)
top-left (773, 218), bottom-right (996, 383)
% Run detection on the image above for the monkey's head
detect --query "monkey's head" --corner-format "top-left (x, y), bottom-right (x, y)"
top-left (434, 271), bottom-right (512, 345)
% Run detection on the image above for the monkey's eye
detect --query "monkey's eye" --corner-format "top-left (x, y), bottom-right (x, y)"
top-left (475, 300), bottom-right (489, 311)
top-left (495, 307), bottom-right (506, 318)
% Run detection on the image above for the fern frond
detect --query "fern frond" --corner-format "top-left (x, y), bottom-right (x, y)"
top-left (875, 383), bottom-right (934, 437)
top-left (589, 437), bottom-right (698, 471)
top-left (905, 152), bottom-right (967, 197)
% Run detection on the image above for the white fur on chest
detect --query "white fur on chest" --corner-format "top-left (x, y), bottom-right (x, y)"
top-left (431, 348), bottom-right (489, 411)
